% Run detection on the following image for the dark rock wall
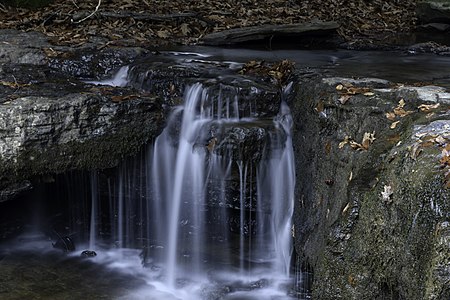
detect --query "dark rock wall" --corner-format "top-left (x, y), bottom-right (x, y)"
top-left (292, 75), bottom-right (450, 299)
top-left (0, 92), bottom-right (164, 202)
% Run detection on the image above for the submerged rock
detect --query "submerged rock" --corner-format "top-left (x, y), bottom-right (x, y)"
top-left (81, 250), bottom-right (97, 258)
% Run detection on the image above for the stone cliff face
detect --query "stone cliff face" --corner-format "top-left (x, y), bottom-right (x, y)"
top-left (0, 31), bottom-right (164, 202)
top-left (292, 76), bottom-right (450, 299)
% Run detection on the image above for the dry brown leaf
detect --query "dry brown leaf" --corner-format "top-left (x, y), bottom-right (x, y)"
top-left (346, 87), bottom-right (370, 95)
top-left (418, 103), bottom-right (440, 112)
top-left (394, 107), bottom-right (414, 117)
top-left (385, 112), bottom-right (396, 121)
top-left (361, 131), bottom-right (376, 150)
top-left (440, 149), bottom-right (450, 166)
top-left (339, 136), bottom-right (350, 149)
top-left (338, 95), bottom-right (351, 104)
top-left (315, 100), bottom-right (324, 113)
top-left (390, 121), bottom-right (400, 129)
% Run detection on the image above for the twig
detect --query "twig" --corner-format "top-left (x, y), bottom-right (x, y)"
top-left (72, 0), bottom-right (102, 24)
top-left (71, 0), bottom-right (79, 9)
top-left (0, 2), bottom-right (7, 13)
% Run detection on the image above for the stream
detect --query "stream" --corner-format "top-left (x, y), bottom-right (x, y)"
top-left (1, 47), bottom-right (450, 300)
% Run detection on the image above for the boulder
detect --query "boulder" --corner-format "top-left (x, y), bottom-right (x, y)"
top-left (292, 74), bottom-right (450, 299)
top-left (417, 1), bottom-right (450, 24)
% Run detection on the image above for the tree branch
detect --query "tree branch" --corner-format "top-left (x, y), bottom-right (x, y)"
top-left (72, 0), bottom-right (102, 24)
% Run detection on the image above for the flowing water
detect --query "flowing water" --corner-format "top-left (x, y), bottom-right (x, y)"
top-left (3, 47), bottom-right (450, 299)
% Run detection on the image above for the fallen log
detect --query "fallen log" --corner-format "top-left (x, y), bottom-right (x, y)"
top-left (200, 21), bottom-right (339, 45)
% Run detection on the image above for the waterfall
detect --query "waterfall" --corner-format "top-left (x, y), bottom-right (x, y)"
top-left (147, 82), bottom-right (295, 283)
top-left (83, 79), bottom-right (296, 297)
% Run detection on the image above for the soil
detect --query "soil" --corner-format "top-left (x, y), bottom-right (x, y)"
top-left (0, 0), bottom-right (417, 49)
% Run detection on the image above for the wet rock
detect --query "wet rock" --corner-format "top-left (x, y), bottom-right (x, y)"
top-left (292, 73), bottom-right (450, 299)
top-left (407, 41), bottom-right (450, 55)
top-left (0, 181), bottom-right (32, 203)
top-left (48, 47), bottom-right (148, 80)
top-left (0, 30), bottom-right (48, 65)
top-left (81, 250), bottom-right (97, 258)
top-left (417, 1), bottom-right (450, 24)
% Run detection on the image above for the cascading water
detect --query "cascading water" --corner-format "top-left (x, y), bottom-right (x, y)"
top-left (4, 63), bottom-right (297, 299)
top-left (129, 80), bottom-right (295, 296)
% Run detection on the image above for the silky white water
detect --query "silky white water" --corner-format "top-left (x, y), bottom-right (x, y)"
top-left (56, 79), bottom-right (296, 299)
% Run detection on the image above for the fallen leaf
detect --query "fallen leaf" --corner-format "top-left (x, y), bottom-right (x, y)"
top-left (440, 148), bottom-right (450, 166)
top-left (381, 185), bottom-right (393, 203)
top-left (342, 202), bottom-right (350, 214)
top-left (315, 100), bottom-right (324, 113)
top-left (385, 112), bottom-right (396, 121)
top-left (391, 99), bottom-right (414, 117)
top-left (339, 136), bottom-right (350, 148)
top-left (418, 103), bottom-right (440, 112)
top-left (336, 84), bottom-right (344, 91)
top-left (390, 121), bottom-right (400, 129)
top-left (394, 107), bottom-right (414, 117)
top-left (363, 91), bottom-right (375, 96)
top-left (361, 131), bottom-right (376, 150)
top-left (338, 95), bottom-right (351, 104)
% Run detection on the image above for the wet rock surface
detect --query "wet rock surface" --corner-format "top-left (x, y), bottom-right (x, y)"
top-left (292, 75), bottom-right (450, 299)
top-left (0, 31), bottom-right (164, 201)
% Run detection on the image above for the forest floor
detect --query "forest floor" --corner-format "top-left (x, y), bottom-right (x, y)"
top-left (0, 0), bottom-right (417, 49)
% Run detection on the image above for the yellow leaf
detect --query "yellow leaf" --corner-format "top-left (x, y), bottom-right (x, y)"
top-left (361, 131), bottom-right (376, 150)
top-left (363, 92), bottom-right (375, 96)
top-left (418, 103), bottom-right (440, 112)
top-left (390, 121), bottom-right (400, 129)
top-left (386, 112), bottom-right (396, 121)
top-left (339, 136), bottom-right (350, 148)
top-left (336, 84), bottom-right (344, 91)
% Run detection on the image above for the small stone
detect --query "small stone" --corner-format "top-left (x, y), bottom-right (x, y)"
top-left (81, 250), bottom-right (97, 258)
